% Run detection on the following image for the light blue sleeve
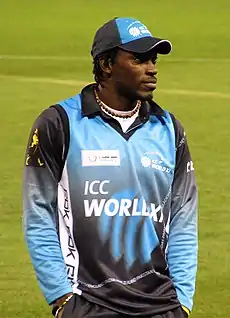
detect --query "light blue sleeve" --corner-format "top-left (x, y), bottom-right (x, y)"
top-left (167, 123), bottom-right (198, 312)
top-left (22, 109), bottom-right (73, 305)
top-left (23, 167), bottom-right (72, 304)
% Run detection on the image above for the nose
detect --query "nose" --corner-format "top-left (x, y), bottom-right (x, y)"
top-left (145, 60), bottom-right (158, 76)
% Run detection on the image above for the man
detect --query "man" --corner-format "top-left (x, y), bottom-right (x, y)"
top-left (23, 17), bottom-right (198, 318)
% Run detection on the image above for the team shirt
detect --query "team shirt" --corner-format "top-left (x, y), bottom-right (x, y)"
top-left (23, 84), bottom-right (198, 316)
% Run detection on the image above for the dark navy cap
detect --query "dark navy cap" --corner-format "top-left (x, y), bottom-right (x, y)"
top-left (91, 17), bottom-right (172, 59)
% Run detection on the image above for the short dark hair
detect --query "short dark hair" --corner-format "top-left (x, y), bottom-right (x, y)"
top-left (93, 48), bottom-right (118, 83)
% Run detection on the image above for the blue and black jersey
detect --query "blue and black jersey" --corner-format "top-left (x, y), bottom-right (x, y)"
top-left (23, 84), bottom-right (197, 317)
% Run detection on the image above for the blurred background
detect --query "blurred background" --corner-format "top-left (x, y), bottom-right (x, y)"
top-left (1, 0), bottom-right (230, 317)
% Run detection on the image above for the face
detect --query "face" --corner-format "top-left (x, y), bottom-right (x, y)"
top-left (109, 49), bottom-right (158, 101)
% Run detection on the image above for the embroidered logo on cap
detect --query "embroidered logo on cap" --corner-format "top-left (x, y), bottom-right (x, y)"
top-left (129, 27), bottom-right (141, 37)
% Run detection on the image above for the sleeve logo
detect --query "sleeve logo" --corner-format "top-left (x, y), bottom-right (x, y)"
top-left (25, 128), bottom-right (45, 167)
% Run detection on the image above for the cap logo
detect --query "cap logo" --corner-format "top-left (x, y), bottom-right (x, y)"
top-left (127, 21), bottom-right (152, 38)
top-left (129, 27), bottom-right (141, 37)
top-left (115, 18), bottom-right (155, 46)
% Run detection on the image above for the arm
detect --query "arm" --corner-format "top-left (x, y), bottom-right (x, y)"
top-left (23, 106), bottom-right (73, 305)
top-left (167, 115), bottom-right (198, 314)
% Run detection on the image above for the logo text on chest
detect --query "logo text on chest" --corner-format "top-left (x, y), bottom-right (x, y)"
top-left (83, 180), bottom-right (163, 222)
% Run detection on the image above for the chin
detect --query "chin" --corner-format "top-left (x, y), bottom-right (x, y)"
top-left (137, 91), bottom-right (154, 101)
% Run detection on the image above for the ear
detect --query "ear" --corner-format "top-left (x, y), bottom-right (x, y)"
top-left (99, 58), bottom-right (113, 78)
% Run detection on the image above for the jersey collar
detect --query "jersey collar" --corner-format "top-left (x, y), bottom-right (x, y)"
top-left (81, 84), bottom-right (166, 118)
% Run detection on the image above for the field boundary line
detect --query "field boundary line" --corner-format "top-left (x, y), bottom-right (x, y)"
top-left (1, 74), bottom-right (230, 99)
top-left (0, 75), bottom-right (86, 86)
top-left (0, 55), bottom-right (89, 61)
top-left (1, 54), bottom-right (230, 63)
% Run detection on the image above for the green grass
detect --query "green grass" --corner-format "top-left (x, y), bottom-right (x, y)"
top-left (0, 0), bottom-right (230, 317)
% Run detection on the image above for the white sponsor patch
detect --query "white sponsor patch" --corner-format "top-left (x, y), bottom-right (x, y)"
top-left (81, 150), bottom-right (120, 167)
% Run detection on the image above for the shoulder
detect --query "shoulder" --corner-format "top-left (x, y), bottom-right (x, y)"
top-left (33, 105), bottom-right (65, 126)
top-left (168, 112), bottom-right (184, 132)
top-left (25, 106), bottom-right (70, 179)
top-left (167, 112), bottom-right (186, 147)
top-left (33, 104), bottom-right (70, 132)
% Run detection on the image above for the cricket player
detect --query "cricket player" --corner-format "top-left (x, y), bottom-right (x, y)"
top-left (23, 17), bottom-right (198, 318)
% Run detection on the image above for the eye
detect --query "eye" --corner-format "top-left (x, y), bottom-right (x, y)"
top-left (133, 56), bottom-right (143, 64)
top-left (133, 54), bottom-right (157, 64)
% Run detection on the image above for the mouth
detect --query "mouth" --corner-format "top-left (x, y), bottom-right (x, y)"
top-left (142, 79), bottom-right (157, 90)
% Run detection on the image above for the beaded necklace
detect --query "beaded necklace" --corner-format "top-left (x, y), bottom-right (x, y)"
top-left (94, 88), bottom-right (141, 119)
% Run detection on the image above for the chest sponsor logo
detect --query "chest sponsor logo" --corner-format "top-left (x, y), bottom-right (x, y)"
top-left (141, 152), bottom-right (171, 173)
top-left (81, 150), bottom-right (120, 167)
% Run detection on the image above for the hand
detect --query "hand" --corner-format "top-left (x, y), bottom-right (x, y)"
top-left (55, 293), bottom-right (73, 308)
top-left (57, 308), bottom-right (64, 318)
top-left (53, 293), bottom-right (73, 317)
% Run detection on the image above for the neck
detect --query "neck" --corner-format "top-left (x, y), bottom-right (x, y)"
top-left (96, 84), bottom-right (137, 111)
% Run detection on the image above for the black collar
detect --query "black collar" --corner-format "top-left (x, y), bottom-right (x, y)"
top-left (81, 84), bottom-right (166, 118)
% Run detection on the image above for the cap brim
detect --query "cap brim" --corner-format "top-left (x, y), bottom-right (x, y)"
top-left (119, 37), bottom-right (172, 55)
